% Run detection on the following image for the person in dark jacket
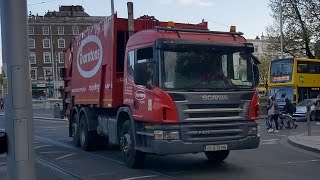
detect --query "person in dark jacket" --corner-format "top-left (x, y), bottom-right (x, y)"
top-left (281, 98), bottom-right (298, 129)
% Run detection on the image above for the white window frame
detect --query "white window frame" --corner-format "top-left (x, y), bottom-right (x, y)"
top-left (30, 68), bottom-right (37, 80)
top-left (43, 52), bottom-right (51, 64)
top-left (29, 39), bottom-right (35, 49)
top-left (58, 26), bottom-right (64, 35)
top-left (28, 26), bottom-right (34, 35)
top-left (43, 26), bottom-right (49, 35)
top-left (43, 38), bottom-right (51, 48)
top-left (72, 26), bottom-right (79, 35)
top-left (58, 39), bottom-right (65, 48)
top-left (43, 68), bottom-right (53, 80)
top-left (29, 52), bottom-right (36, 64)
top-left (58, 52), bottom-right (65, 63)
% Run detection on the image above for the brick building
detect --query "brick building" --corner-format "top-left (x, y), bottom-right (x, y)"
top-left (28, 5), bottom-right (103, 99)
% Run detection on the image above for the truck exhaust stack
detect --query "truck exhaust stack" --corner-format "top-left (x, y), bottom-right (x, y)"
top-left (127, 2), bottom-right (134, 37)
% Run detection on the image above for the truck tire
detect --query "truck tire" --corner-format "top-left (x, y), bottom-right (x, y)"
top-left (205, 150), bottom-right (230, 162)
top-left (79, 115), bottom-right (96, 151)
top-left (72, 113), bottom-right (80, 147)
top-left (120, 120), bottom-right (145, 168)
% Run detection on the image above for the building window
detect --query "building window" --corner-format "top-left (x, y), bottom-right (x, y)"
top-left (28, 26), bottom-right (34, 35)
top-left (30, 52), bottom-right (36, 64)
top-left (43, 26), bottom-right (49, 35)
top-left (58, 26), bottom-right (64, 35)
top-left (58, 68), bottom-right (63, 80)
top-left (43, 39), bottom-right (50, 48)
top-left (43, 68), bottom-right (53, 80)
top-left (58, 39), bottom-right (65, 48)
top-left (29, 39), bottom-right (35, 49)
top-left (58, 52), bottom-right (65, 63)
top-left (30, 69), bottom-right (37, 80)
top-left (43, 52), bottom-right (51, 64)
top-left (72, 26), bottom-right (79, 35)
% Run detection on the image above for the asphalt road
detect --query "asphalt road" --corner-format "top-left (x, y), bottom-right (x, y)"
top-left (1, 115), bottom-right (320, 180)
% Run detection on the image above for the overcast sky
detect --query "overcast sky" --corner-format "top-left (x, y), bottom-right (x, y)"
top-left (0, 0), bottom-right (275, 67)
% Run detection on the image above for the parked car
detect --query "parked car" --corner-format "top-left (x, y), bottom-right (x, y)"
top-left (293, 98), bottom-right (320, 122)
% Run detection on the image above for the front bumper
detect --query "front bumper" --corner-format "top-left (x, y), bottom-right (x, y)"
top-left (151, 135), bottom-right (260, 155)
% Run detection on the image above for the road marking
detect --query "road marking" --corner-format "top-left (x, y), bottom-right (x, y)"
top-left (40, 151), bottom-right (69, 154)
top-left (120, 175), bottom-right (158, 180)
top-left (35, 145), bottom-right (52, 149)
top-left (262, 139), bottom-right (280, 142)
top-left (35, 126), bottom-right (66, 129)
top-left (253, 159), bottom-right (320, 166)
top-left (55, 153), bottom-right (76, 160)
top-left (260, 133), bottom-right (287, 137)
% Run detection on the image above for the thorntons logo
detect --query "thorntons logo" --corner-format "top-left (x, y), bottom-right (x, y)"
top-left (76, 35), bottom-right (103, 78)
top-left (202, 95), bottom-right (228, 101)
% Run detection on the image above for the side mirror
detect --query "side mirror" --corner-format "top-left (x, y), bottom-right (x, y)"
top-left (253, 65), bottom-right (259, 86)
top-left (0, 130), bottom-right (8, 154)
top-left (134, 62), bottom-right (148, 86)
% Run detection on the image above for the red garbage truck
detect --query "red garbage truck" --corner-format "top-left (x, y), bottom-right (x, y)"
top-left (62, 3), bottom-right (260, 168)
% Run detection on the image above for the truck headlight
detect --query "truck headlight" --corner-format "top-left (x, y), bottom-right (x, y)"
top-left (248, 127), bottom-right (258, 135)
top-left (154, 130), bottom-right (180, 140)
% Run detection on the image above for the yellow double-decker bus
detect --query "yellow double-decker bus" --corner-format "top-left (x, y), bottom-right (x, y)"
top-left (268, 58), bottom-right (320, 106)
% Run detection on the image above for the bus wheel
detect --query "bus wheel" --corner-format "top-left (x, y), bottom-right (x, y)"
top-left (120, 120), bottom-right (145, 168)
top-left (205, 150), bottom-right (230, 162)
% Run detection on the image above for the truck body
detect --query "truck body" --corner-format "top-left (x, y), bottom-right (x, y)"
top-left (63, 8), bottom-right (260, 168)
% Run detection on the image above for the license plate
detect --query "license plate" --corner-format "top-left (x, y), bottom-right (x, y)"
top-left (205, 144), bottom-right (228, 151)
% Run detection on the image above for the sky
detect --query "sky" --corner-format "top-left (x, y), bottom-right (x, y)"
top-left (0, 0), bottom-right (274, 67)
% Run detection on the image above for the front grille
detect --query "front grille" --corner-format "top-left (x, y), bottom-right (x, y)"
top-left (180, 122), bottom-right (248, 142)
top-left (184, 103), bottom-right (244, 121)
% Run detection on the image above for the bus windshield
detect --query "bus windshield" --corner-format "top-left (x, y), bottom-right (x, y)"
top-left (269, 86), bottom-right (294, 102)
top-left (270, 59), bottom-right (293, 83)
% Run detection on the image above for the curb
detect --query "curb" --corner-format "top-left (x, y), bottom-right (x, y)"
top-left (287, 135), bottom-right (320, 154)
top-left (0, 114), bottom-right (67, 122)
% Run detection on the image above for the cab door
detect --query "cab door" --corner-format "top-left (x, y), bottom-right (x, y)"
top-left (124, 46), bottom-right (155, 122)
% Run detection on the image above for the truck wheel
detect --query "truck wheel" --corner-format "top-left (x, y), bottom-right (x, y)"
top-left (205, 150), bottom-right (230, 162)
top-left (120, 120), bottom-right (145, 168)
top-left (72, 113), bottom-right (80, 147)
top-left (79, 115), bottom-right (96, 151)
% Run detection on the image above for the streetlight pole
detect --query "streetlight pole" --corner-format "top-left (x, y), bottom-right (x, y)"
top-left (0, 0), bottom-right (36, 179)
top-left (279, 0), bottom-right (284, 59)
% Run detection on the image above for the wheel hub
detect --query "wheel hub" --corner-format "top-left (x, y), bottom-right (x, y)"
top-left (120, 133), bottom-right (131, 155)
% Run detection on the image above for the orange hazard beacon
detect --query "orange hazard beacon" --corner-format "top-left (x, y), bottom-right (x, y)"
top-left (62, 2), bottom-right (260, 168)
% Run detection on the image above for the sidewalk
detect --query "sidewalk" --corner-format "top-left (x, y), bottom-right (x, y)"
top-left (288, 131), bottom-right (320, 154)
top-left (0, 159), bottom-right (71, 180)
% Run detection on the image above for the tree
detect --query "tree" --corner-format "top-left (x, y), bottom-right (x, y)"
top-left (267, 0), bottom-right (320, 58)
top-left (257, 53), bottom-right (278, 87)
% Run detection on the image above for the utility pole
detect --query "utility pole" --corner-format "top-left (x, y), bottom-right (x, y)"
top-left (0, 0), bottom-right (36, 179)
top-left (279, 0), bottom-right (284, 59)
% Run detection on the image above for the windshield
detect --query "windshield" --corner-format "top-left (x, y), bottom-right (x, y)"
top-left (270, 59), bottom-right (293, 83)
top-left (298, 99), bottom-right (314, 106)
top-left (269, 86), bottom-right (294, 102)
top-left (160, 45), bottom-right (254, 91)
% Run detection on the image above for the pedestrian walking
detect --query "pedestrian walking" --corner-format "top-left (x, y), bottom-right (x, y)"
top-left (267, 96), bottom-right (280, 133)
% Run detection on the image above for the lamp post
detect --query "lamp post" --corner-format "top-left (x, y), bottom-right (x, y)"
top-left (279, 0), bottom-right (284, 59)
